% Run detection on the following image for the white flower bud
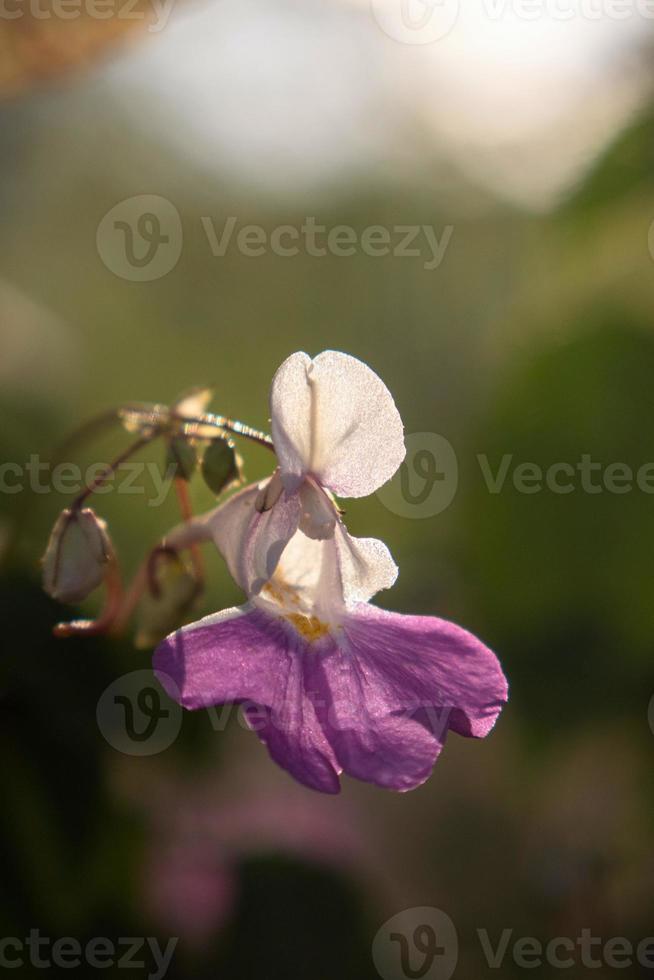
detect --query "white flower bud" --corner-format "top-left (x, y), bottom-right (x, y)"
top-left (42, 508), bottom-right (112, 604)
top-left (172, 386), bottom-right (214, 420)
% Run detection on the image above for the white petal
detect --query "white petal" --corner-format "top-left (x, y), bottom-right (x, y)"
top-left (270, 350), bottom-right (405, 498)
top-left (163, 510), bottom-right (218, 551)
top-left (207, 480), bottom-right (301, 596)
top-left (298, 480), bottom-right (337, 540)
top-left (334, 524), bottom-right (398, 604)
top-left (261, 530), bottom-right (338, 618)
top-left (269, 351), bottom-right (313, 492)
top-left (254, 469), bottom-right (284, 513)
top-left (257, 519), bottom-right (398, 621)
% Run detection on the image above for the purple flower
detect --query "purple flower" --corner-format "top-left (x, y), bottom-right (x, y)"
top-left (155, 351), bottom-right (507, 793)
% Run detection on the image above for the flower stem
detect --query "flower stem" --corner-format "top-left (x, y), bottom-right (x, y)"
top-left (180, 412), bottom-right (275, 451)
top-left (71, 435), bottom-right (155, 510)
top-left (174, 477), bottom-right (204, 588)
top-left (109, 544), bottom-right (180, 636)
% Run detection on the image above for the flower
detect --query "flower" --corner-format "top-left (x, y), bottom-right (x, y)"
top-left (42, 507), bottom-right (112, 604)
top-left (243, 348), bottom-right (407, 559)
top-left (164, 349), bottom-right (405, 591)
top-left (156, 506), bottom-right (507, 793)
top-left (154, 350), bottom-right (507, 794)
top-left (269, 348), bottom-right (405, 500)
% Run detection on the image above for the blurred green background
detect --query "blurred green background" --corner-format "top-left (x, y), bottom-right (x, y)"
top-left (1, 4), bottom-right (654, 977)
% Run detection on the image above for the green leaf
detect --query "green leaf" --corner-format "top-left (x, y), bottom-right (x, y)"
top-left (201, 437), bottom-right (239, 495)
top-left (165, 436), bottom-right (197, 481)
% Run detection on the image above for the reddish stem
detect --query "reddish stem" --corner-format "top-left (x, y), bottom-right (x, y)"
top-left (71, 435), bottom-right (154, 510)
top-left (53, 557), bottom-right (123, 638)
top-left (174, 477), bottom-right (204, 587)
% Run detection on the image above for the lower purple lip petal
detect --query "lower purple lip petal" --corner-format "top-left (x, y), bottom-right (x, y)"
top-left (154, 600), bottom-right (507, 795)
top-left (154, 607), bottom-right (341, 793)
top-left (305, 603), bottom-right (508, 791)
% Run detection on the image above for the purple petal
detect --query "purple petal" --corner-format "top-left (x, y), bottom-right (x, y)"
top-left (154, 606), bottom-right (341, 794)
top-left (242, 648), bottom-right (341, 795)
top-left (305, 604), bottom-right (508, 791)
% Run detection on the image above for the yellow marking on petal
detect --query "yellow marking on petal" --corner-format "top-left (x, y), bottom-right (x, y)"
top-left (263, 577), bottom-right (301, 609)
top-left (263, 581), bottom-right (285, 605)
top-left (286, 613), bottom-right (330, 642)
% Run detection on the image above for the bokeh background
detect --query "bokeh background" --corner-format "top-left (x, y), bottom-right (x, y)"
top-left (2, 1), bottom-right (654, 976)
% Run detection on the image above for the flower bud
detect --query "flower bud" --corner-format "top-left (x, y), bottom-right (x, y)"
top-left (172, 386), bottom-right (214, 420)
top-left (165, 436), bottom-right (197, 481)
top-left (42, 508), bottom-right (112, 604)
top-left (201, 436), bottom-right (240, 496)
top-left (135, 556), bottom-right (198, 649)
